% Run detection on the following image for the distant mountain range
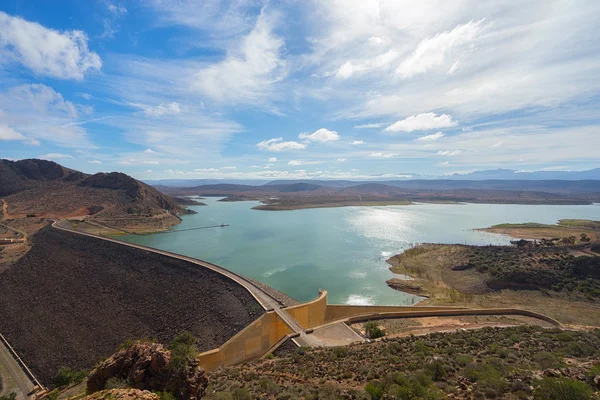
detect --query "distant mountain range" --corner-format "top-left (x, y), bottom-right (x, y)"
top-left (145, 168), bottom-right (600, 187)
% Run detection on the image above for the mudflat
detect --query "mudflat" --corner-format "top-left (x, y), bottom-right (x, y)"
top-left (0, 226), bottom-right (264, 385)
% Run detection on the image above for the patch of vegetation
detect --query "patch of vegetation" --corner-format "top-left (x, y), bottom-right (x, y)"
top-left (533, 377), bottom-right (593, 400)
top-left (364, 321), bottom-right (385, 339)
top-left (207, 326), bottom-right (600, 399)
top-left (52, 366), bottom-right (88, 387)
top-left (0, 393), bottom-right (17, 400)
top-left (168, 331), bottom-right (198, 372)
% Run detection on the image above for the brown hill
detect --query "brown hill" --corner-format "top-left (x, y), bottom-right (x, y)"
top-left (0, 159), bottom-right (190, 233)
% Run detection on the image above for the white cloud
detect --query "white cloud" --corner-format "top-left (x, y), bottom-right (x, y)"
top-left (369, 152), bottom-right (397, 158)
top-left (354, 123), bottom-right (385, 129)
top-left (337, 158), bottom-right (347, 162)
top-left (436, 150), bottom-right (462, 156)
top-left (221, 166), bottom-right (236, 170)
top-left (385, 113), bottom-right (457, 133)
top-left (39, 153), bottom-right (73, 160)
top-left (288, 160), bottom-right (302, 166)
top-left (144, 148), bottom-right (156, 153)
top-left (416, 132), bottom-right (445, 141)
top-left (194, 168), bottom-right (220, 172)
top-left (0, 11), bottom-right (102, 80)
top-left (0, 84), bottom-right (94, 148)
top-left (143, 102), bottom-right (181, 117)
top-left (256, 137), bottom-right (306, 152)
top-left (351, 140), bottom-right (365, 145)
top-left (144, 169), bottom-right (153, 173)
top-left (298, 128), bottom-right (340, 143)
top-left (193, 10), bottom-right (286, 104)
top-left (88, 160), bottom-right (102, 164)
top-left (268, 157), bottom-right (277, 162)
top-left (0, 124), bottom-right (39, 145)
top-left (396, 20), bottom-right (484, 79)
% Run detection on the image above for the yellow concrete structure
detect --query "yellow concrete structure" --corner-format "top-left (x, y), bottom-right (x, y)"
top-left (283, 290), bottom-right (328, 329)
top-left (198, 311), bottom-right (293, 371)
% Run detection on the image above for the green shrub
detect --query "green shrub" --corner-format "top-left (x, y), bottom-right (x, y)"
top-left (425, 360), bottom-right (448, 381)
top-left (232, 388), bottom-right (252, 400)
top-left (364, 321), bottom-right (385, 339)
top-left (533, 352), bottom-right (564, 369)
top-left (106, 377), bottom-right (129, 389)
top-left (0, 393), bottom-right (17, 400)
top-left (365, 380), bottom-right (385, 400)
top-left (157, 392), bottom-right (176, 400)
top-left (533, 377), bottom-right (593, 400)
top-left (333, 346), bottom-right (348, 358)
top-left (169, 331), bottom-right (197, 371)
top-left (52, 367), bottom-right (74, 387)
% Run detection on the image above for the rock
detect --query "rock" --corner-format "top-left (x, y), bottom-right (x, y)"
top-left (543, 369), bottom-right (561, 378)
top-left (87, 341), bottom-right (208, 400)
top-left (593, 375), bottom-right (600, 388)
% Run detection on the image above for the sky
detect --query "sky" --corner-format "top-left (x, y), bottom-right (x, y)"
top-left (1, 0), bottom-right (599, 181)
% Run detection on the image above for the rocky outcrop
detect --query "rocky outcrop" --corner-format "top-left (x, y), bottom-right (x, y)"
top-left (83, 389), bottom-right (160, 400)
top-left (87, 342), bottom-right (208, 400)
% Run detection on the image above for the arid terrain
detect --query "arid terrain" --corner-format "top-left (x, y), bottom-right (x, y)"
top-left (0, 226), bottom-right (263, 386)
top-left (0, 159), bottom-right (194, 237)
top-left (386, 222), bottom-right (600, 327)
top-left (156, 179), bottom-right (600, 210)
top-left (206, 325), bottom-right (600, 399)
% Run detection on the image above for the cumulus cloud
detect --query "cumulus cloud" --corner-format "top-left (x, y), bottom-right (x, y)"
top-left (385, 113), bottom-right (457, 133)
top-left (256, 137), bottom-right (306, 152)
top-left (143, 102), bottom-right (181, 117)
top-left (396, 20), bottom-right (484, 79)
top-left (0, 11), bottom-right (102, 80)
top-left (416, 132), bottom-right (445, 141)
top-left (0, 124), bottom-right (39, 145)
top-left (144, 148), bottom-right (156, 153)
top-left (88, 160), bottom-right (102, 164)
top-left (354, 123), bottom-right (385, 129)
top-left (298, 128), bottom-right (340, 143)
top-left (437, 150), bottom-right (462, 156)
top-left (369, 152), bottom-right (397, 158)
top-left (288, 160), bottom-right (302, 166)
top-left (268, 157), bottom-right (277, 162)
top-left (39, 153), bottom-right (74, 160)
top-left (193, 10), bottom-right (286, 104)
top-left (0, 84), bottom-right (94, 148)
top-left (351, 140), bottom-right (365, 145)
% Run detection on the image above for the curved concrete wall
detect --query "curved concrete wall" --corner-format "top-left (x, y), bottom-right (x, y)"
top-left (325, 304), bottom-right (467, 323)
top-left (340, 308), bottom-right (562, 327)
top-left (283, 290), bottom-right (328, 329)
top-left (198, 311), bottom-right (293, 371)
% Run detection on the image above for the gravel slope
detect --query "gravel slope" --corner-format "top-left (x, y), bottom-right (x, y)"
top-left (0, 226), bottom-right (264, 385)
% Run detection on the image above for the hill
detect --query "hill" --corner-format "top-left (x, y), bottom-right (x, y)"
top-left (0, 159), bottom-right (192, 234)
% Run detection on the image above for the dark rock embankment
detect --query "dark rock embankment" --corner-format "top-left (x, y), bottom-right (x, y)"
top-left (0, 226), bottom-right (264, 385)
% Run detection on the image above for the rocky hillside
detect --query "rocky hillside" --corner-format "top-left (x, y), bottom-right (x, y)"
top-left (0, 159), bottom-right (191, 232)
top-left (207, 325), bottom-right (600, 399)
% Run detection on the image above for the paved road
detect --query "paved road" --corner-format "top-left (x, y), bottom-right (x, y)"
top-left (0, 336), bottom-right (36, 399)
top-left (51, 220), bottom-right (315, 347)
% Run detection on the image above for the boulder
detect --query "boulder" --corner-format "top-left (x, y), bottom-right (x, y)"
top-left (87, 342), bottom-right (208, 400)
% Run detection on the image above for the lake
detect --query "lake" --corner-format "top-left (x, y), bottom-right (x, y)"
top-left (121, 198), bottom-right (599, 305)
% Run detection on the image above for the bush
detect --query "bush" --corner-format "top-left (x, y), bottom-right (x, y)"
top-left (425, 360), bottom-right (448, 381)
top-left (106, 377), bottom-right (129, 389)
top-left (232, 388), bottom-right (252, 400)
top-left (169, 331), bottom-right (197, 371)
top-left (53, 367), bottom-right (75, 387)
top-left (364, 321), bottom-right (385, 339)
top-left (157, 392), bottom-right (176, 400)
top-left (365, 381), bottom-right (385, 400)
top-left (0, 393), bottom-right (17, 400)
top-left (534, 377), bottom-right (593, 400)
top-left (533, 352), bottom-right (564, 369)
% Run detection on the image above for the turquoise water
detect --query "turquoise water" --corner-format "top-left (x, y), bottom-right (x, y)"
top-left (121, 198), bottom-right (599, 305)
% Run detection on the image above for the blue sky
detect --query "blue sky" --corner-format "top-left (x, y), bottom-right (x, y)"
top-left (1, 0), bottom-right (599, 180)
